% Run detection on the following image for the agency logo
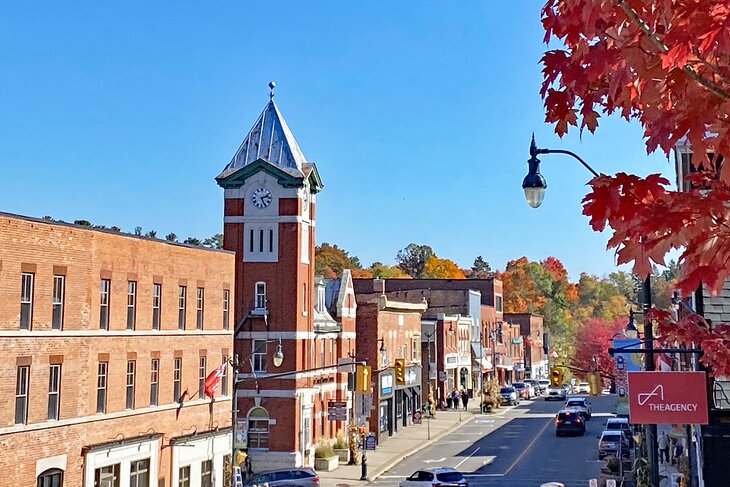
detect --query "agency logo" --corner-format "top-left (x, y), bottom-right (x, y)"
top-left (637, 384), bottom-right (664, 406)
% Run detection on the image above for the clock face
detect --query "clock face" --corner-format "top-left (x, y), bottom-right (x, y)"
top-left (251, 187), bottom-right (273, 208)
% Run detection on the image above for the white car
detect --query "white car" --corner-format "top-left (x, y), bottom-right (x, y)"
top-left (577, 382), bottom-right (590, 394)
top-left (545, 385), bottom-right (566, 401)
top-left (400, 468), bottom-right (468, 487)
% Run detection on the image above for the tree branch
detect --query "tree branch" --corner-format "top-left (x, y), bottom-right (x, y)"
top-left (616, 0), bottom-right (730, 101)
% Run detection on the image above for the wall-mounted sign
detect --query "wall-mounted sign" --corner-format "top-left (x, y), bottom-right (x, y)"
top-left (234, 418), bottom-right (248, 449)
top-left (628, 371), bottom-right (708, 425)
top-left (438, 371), bottom-right (447, 382)
top-left (511, 337), bottom-right (523, 344)
top-left (380, 374), bottom-right (393, 395)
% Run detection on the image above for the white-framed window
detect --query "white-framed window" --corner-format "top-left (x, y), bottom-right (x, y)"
top-left (178, 286), bottom-right (187, 330)
top-left (173, 357), bottom-right (182, 402)
top-left (20, 272), bottom-right (34, 330)
top-left (247, 407), bottom-right (270, 449)
top-left (152, 284), bottom-right (162, 330)
top-left (126, 360), bottom-right (136, 409)
top-left (223, 289), bottom-right (230, 330)
top-left (95, 464), bottom-right (120, 487)
top-left (412, 338), bottom-right (419, 361)
top-left (15, 365), bottom-right (29, 424)
top-left (221, 355), bottom-right (228, 396)
top-left (198, 356), bottom-right (207, 398)
top-left (48, 364), bottom-right (61, 420)
top-left (201, 459), bottom-right (213, 487)
top-left (255, 282), bottom-right (266, 309)
top-left (495, 294), bottom-right (503, 313)
top-left (127, 281), bottom-right (136, 330)
top-left (99, 279), bottom-right (110, 330)
top-left (129, 458), bottom-right (150, 487)
top-left (252, 339), bottom-right (267, 372)
top-left (52, 275), bottom-right (64, 330)
top-left (178, 466), bottom-right (190, 487)
top-left (196, 287), bottom-right (204, 330)
top-left (96, 362), bottom-right (107, 413)
top-left (150, 358), bottom-right (159, 406)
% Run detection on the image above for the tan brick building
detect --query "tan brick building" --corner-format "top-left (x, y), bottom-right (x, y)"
top-left (0, 213), bottom-right (235, 487)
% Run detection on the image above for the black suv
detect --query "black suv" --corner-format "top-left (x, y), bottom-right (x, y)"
top-left (555, 409), bottom-right (586, 437)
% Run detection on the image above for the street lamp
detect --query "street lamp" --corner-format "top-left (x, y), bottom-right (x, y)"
top-left (231, 337), bottom-right (284, 482)
top-left (522, 134), bottom-right (599, 208)
top-left (522, 135), bottom-right (659, 487)
top-left (625, 309), bottom-right (639, 339)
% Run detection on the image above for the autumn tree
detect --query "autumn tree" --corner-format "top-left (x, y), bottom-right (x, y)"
top-left (315, 243), bottom-right (363, 278)
top-left (540, 1), bottom-right (730, 373)
top-left (395, 243), bottom-right (434, 278)
top-left (422, 256), bottom-right (465, 279)
top-left (571, 317), bottom-right (626, 379)
top-left (370, 262), bottom-right (410, 279)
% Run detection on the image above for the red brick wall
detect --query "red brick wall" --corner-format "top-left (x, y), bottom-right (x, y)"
top-left (0, 213), bottom-right (235, 486)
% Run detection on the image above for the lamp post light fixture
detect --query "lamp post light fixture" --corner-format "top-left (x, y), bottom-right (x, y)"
top-left (522, 134), bottom-right (600, 208)
top-left (625, 308), bottom-right (639, 339)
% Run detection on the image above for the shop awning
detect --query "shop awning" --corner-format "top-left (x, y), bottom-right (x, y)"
top-left (496, 364), bottom-right (513, 371)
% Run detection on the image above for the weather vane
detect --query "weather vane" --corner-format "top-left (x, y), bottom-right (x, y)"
top-left (269, 81), bottom-right (276, 101)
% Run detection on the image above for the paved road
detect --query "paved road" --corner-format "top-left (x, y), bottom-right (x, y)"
top-left (372, 394), bottom-right (617, 487)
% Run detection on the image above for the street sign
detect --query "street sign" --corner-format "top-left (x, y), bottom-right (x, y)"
top-left (627, 371), bottom-right (708, 425)
top-left (327, 400), bottom-right (348, 421)
top-left (412, 410), bottom-right (422, 424)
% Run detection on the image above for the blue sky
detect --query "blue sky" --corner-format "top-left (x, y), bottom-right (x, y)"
top-left (0, 2), bottom-right (674, 281)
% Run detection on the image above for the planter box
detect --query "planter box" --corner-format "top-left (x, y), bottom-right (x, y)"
top-left (333, 448), bottom-right (349, 464)
top-left (314, 456), bottom-right (339, 472)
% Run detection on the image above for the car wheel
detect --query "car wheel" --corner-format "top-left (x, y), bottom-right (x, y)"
top-left (556, 431), bottom-right (562, 437)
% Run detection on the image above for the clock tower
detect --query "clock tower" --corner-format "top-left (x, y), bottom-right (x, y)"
top-left (216, 85), bottom-right (348, 470)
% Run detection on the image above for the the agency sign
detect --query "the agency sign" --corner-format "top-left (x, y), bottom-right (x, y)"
top-left (627, 372), bottom-right (708, 425)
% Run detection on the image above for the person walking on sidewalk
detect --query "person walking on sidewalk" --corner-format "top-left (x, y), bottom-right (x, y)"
top-left (658, 432), bottom-right (669, 464)
top-left (451, 389), bottom-right (460, 409)
top-left (461, 389), bottom-right (469, 410)
top-left (673, 438), bottom-right (684, 465)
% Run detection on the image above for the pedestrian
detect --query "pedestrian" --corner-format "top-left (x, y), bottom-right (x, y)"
top-left (446, 394), bottom-right (453, 409)
top-left (673, 439), bottom-right (684, 465)
top-left (461, 389), bottom-right (469, 410)
top-left (658, 432), bottom-right (669, 464)
top-left (451, 389), bottom-right (459, 409)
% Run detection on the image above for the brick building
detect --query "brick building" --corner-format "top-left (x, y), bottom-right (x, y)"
top-left (0, 213), bottom-right (234, 487)
top-left (503, 312), bottom-right (546, 380)
top-left (216, 92), bottom-right (354, 471)
top-left (353, 280), bottom-right (426, 443)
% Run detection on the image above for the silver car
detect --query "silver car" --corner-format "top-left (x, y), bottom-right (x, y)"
top-left (244, 467), bottom-right (319, 487)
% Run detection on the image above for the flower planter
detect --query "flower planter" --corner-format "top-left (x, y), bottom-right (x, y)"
top-left (333, 448), bottom-right (350, 464)
top-left (314, 455), bottom-right (339, 472)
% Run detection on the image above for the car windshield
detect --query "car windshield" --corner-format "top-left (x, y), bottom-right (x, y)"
top-left (513, 383), bottom-right (525, 389)
top-left (566, 400), bottom-right (584, 407)
top-left (436, 472), bottom-right (464, 482)
top-left (500, 387), bottom-right (513, 393)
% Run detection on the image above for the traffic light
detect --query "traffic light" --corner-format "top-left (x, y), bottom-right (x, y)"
top-left (394, 358), bottom-right (406, 385)
top-left (550, 367), bottom-right (562, 387)
top-left (355, 364), bottom-right (371, 392)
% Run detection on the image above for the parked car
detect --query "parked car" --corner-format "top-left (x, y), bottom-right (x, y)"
top-left (499, 386), bottom-right (520, 406)
top-left (399, 467), bottom-right (469, 487)
top-left (555, 408), bottom-right (586, 437)
top-left (545, 385), bottom-right (566, 401)
top-left (244, 467), bottom-right (319, 487)
top-left (605, 417), bottom-right (635, 447)
top-left (564, 397), bottom-right (592, 420)
top-left (537, 379), bottom-right (551, 395)
top-left (577, 382), bottom-right (591, 394)
top-left (598, 430), bottom-right (631, 459)
top-left (525, 379), bottom-right (541, 394)
top-left (513, 382), bottom-right (532, 399)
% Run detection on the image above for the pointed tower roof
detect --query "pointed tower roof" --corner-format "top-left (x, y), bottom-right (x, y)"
top-left (217, 84), bottom-right (307, 179)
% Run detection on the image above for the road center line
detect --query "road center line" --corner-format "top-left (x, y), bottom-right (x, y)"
top-left (454, 447), bottom-right (480, 469)
top-left (502, 415), bottom-right (553, 475)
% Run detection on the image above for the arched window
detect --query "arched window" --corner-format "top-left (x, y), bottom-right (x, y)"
top-left (247, 407), bottom-right (270, 450)
top-left (37, 468), bottom-right (63, 487)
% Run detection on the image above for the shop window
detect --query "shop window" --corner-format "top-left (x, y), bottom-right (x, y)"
top-left (95, 464), bottom-right (120, 487)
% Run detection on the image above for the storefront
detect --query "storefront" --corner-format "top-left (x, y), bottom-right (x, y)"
top-left (170, 429), bottom-right (231, 487)
top-left (83, 434), bottom-right (161, 487)
top-left (376, 369), bottom-right (394, 441)
top-left (396, 365), bottom-right (421, 429)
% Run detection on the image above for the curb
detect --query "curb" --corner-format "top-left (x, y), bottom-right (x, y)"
top-left (367, 414), bottom-right (476, 482)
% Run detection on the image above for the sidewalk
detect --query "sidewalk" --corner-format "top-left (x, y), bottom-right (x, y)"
top-left (319, 404), bottom-right (504, 487)
top-left (656, 425), bottom-right (681, 487)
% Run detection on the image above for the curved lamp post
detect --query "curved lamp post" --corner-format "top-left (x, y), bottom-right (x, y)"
top-left (522, 135), bottom-right (600, 208)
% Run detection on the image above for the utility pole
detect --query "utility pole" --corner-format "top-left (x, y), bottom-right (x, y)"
top-left (643, 277), bottom-right (660, 487)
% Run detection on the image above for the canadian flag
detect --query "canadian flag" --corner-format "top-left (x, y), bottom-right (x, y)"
top-left (204, 363), bottom-right (226, 398)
